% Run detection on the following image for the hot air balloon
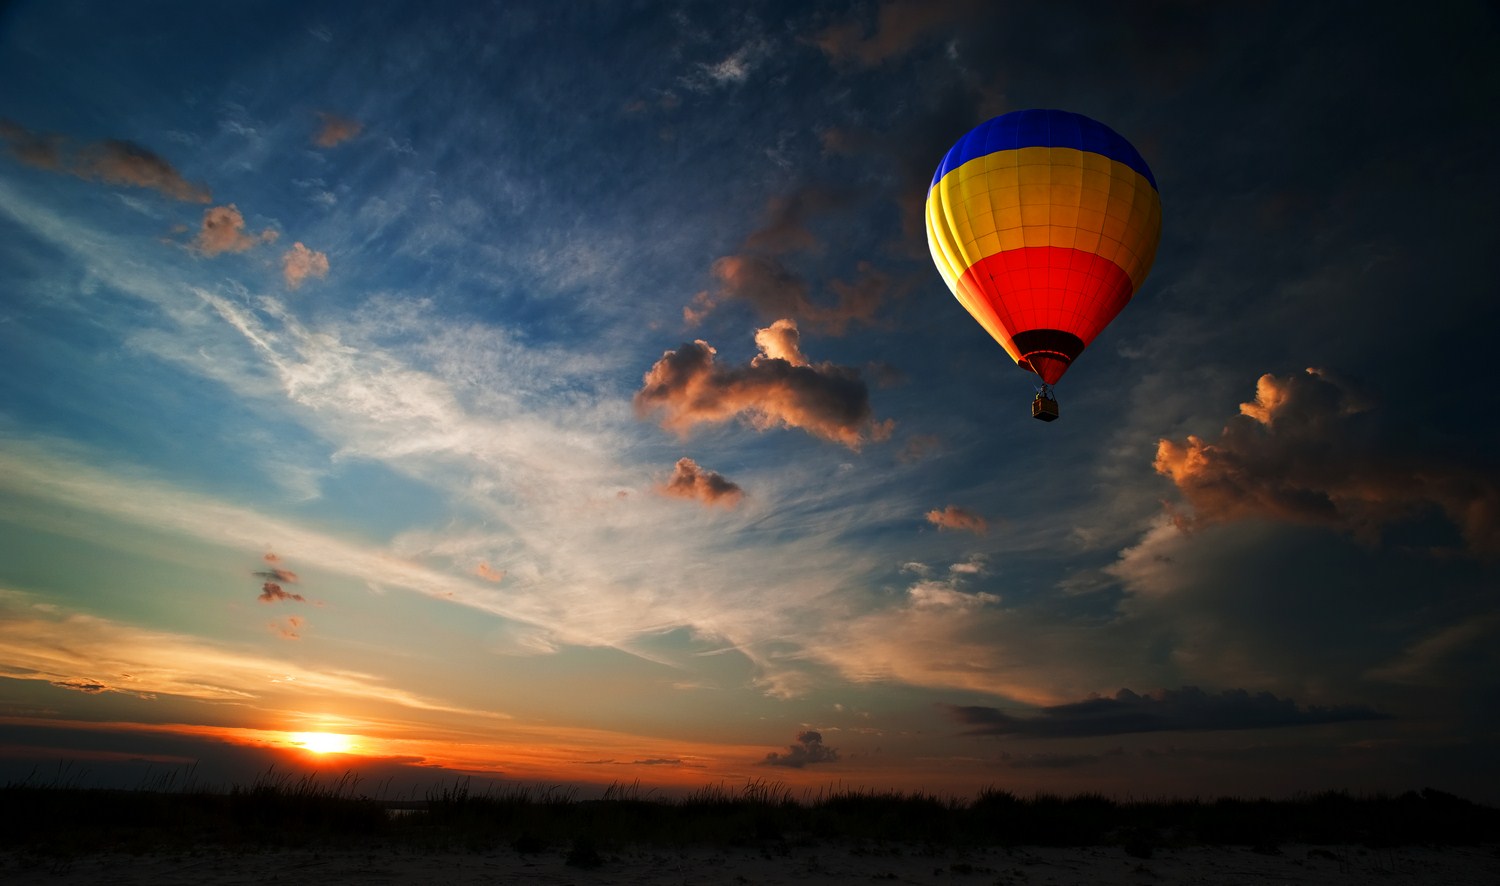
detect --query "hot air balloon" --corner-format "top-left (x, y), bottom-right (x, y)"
top-left (926, 109), bottom-right (1161, 421)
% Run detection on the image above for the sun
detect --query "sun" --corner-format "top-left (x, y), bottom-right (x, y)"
top-left (292, 731), bottom-right (354, 755)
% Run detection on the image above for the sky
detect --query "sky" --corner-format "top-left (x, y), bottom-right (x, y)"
top-left (1, 1), bottom-right (1497, 802)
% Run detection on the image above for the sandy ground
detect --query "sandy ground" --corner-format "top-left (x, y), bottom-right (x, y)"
top-left (4, 843), bottom-right (1498, 885)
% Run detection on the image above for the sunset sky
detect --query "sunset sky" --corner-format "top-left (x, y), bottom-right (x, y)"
top-left (2, 1), bottom-right (1497, 801)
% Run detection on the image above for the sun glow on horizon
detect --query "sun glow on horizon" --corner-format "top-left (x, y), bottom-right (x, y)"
top-left (291, 731), bottom-right (355, 755)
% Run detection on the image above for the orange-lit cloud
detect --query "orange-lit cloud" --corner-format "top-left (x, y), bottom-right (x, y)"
top-left (635, 320), bottom-right (890, 450)
top-left (694, 254), bottom-right (888, 335)
top-left (0, 118), bottom-right (64, 169)
top-left (0, 120), bottom-right (211, 202)
top-left (282, 242), bottom-right (330, 288)
top-left (814, 0), bottom-right (983, 67)
top-left (752, 317), bottom-right (808, 366)
top-left (475, 561), bottom-right (505, 583)
top-left (743, 187), bottom-right (850, 255)
top-left (1156, 369), bottom-right (1499, 554)
top-left (660, 457), bottom-right (743, 507)
top-left (926, 505), bottom-right (987, 535)
top-left (258, 582), bottom-right (305, 603)
top-left (685, 185), bottom-right (889, 333)
top-left (192, 204), bottom-right (277, 255)
top-left (313, 112), bottom-right (363, 148)
top-left (270, 615), bottom-right (305, 640)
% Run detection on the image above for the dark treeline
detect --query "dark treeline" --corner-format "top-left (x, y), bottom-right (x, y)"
top-left (4, 772), bottom-right (1497, 859)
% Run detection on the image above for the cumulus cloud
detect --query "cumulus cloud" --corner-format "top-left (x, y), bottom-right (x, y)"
top-left (926, 505), bottom-right (987, 535)
top-left (475, 561), bottom-right (506, 583)
top-left (946, 686), bottom-right (1390, 738)
top-left (814, 0), bottom-right (983, 67)
top-left (192, 204), bottom-right (277, 255)
top-left (635, 320), bottom-right (890, 450)
top-left (752, 317), bottom-right (808, 366)
top-left (0, 120), bottom-right (210, 202)
top-left (660, 457), bottom-right (744, 507)
top-left (313, 112), bottom-right (363, 148)
top-left (1156, 369), bottom-right (1499, 554)
top-left (761, 730), bottom-right (839, 768)
top-left (282, 242), bottom-right (330, 288)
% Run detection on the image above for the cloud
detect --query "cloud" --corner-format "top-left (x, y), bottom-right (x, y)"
top-left (761, 730), bottom-right (839, 768)
top-left (660, 457), bottom-right (744, 507)
top-left (743, 187), bottom-right (851, 255)
top-left (925, 505), bottom-right (987, 535)
top-left (1155, 369), bottom-right (1499, 554)
top-left (0, 118), bottom-right (64, 169)
top-left (0, 120), bottom-right (211, 202)
top-left (192, 204), bottom-right (277, 255)
top-left (313, 112), bottom-right (363, 148)
top-left (946, 686), bottom-right (1391, 738)
top-left (814, 0), bottom-right (983, 67)
top-left (270, 616), bottom-right (304, 640)
top-left (258, 582), bottom-right (305, 603)
top-left (752, 318), bottom-right (808, 366)
top-left (282, 242), bottom-right (330, 288)
top-left (689, 235), bottom-right (889, 334)
top-left (253, 553), bottom-right (301, 596)
top-left (635, 320), bottom-right (891, 450)
top-left (50, 679), bottom-right (109, 694)
top-left (475, 562), bottom-right (505, 583)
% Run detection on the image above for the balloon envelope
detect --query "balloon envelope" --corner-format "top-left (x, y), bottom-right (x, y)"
top-left (926, 109), bottom-right (1161, 385)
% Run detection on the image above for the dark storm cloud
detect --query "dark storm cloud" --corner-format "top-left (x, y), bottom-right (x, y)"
top-left (925, 505), bottom-right (987, 535)
top-left (761, 730), bottom-right (839, 768)
top-left (947, 687), bottom-right (1390, 738)
top-left (635, 320), bottom-right (891, 450)
top-left (0, 120), bottom-right (212, 202)
top-left (660, 457), bottom-right (744, 507)
top-left (1156, 370), bottom-right (1500, 556)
